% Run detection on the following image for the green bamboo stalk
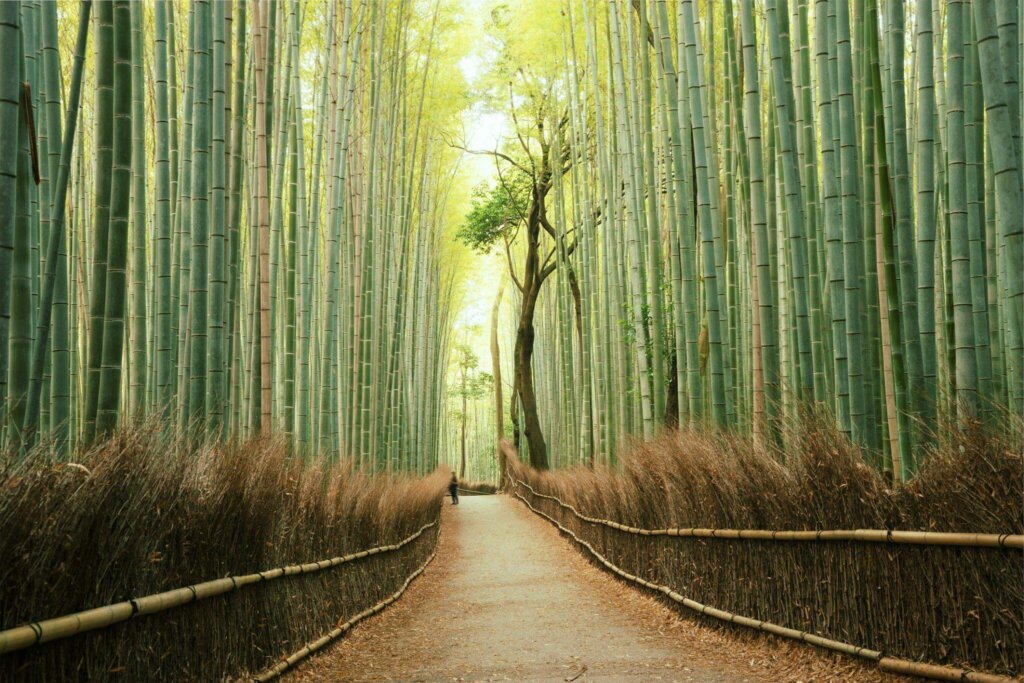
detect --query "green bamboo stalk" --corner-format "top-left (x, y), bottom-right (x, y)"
top-left (971, 0), bottom-right (1023, 416)
top-left (814, 0), bottom-right (850, 436)
top-left (652, 0), bottom-right (700, 427)
top-left (965, 12), bottom-right (994, 409)
top-left (83, 0), bottom-right (115, 439)
top-left (154, 0), bottom-right (173, 413)
top-left (884, 0), bottom-right (925, 436)
top-left (226, 0), bottom-right (247, 434)
top-left (608, 0), bottom-right (654, 438)
top-left (9, 69), bottom-right (32, 448)
top-left (253, 0), bottom-right (272, 431)
top-left (185, 0), bottom-right (211, 425)
top-left (637, 0), bottom-right (667, 424)
top-left (867, 0), bottom-right (912, 475)
top-left (174, 2), bottom-right (196, 426)
top-left (915, 0), bottom-right (938, 424)
top-left (793, 0), bottom-right (825, 404)
top-left (740, 0), bottom-right (780, 442)
top-left (22, 0), bottom-right (92, 451)
top-left (946, 0), bottom-right (977, 415)
top-left (679, 0), bottom-right (726, 426)
top-left (41, 0), bottom-right (69, 447)
top-left (95, 0), bottom-right (134, 436)
top-left (765, 0), bottom-right (814, 398)
top-left (128, 0), bottom-right (146, 418)
top-left (834, 0), bottom-right (868, 444)
top-left (207, 0), bottom-right (227, 434)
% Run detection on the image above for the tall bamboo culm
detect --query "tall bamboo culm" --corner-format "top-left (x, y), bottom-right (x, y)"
top-left (0, 0), bottom-right (461, 474)
top-left (514, 0), bottom-right (1022, 477)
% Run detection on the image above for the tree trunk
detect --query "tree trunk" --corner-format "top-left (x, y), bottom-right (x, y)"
top-left (491, 282), bottom-right (506, 488)
top-left (460, 364), bottom-right (467, 479)
top-left (514, 284), bottom-right (548, 470)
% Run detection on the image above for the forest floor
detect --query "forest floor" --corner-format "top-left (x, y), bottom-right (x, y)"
top-left (287, 495), bottom-right (910, 682)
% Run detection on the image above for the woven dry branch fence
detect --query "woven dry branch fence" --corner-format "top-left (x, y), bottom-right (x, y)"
top-left (0, 429), bottom-right (450, 682)
top-left (501, 426), bottom-right (1023, 680)
top-left (514, 479), bottom-right (1024, 549)
top-left (458, 487), bottom-right (496, 496)
top-left (253, 546), bottom-right (438, 681)
top-left (459, 480), bottom-right (499, 495)
top-left (0, 522), bottom-right (437, 655)
top-left (510, 480), bottom-right (1017, 683)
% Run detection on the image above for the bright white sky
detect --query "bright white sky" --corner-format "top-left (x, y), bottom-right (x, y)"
top-left (448, 1), bottom-right (511, 366)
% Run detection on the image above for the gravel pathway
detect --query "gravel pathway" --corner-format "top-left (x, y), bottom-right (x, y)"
top-left (288, 495), bottom-right (906, 682)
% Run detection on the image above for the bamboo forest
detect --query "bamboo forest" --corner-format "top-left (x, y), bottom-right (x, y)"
top-left (0, 1), bottom-right (1021, 682)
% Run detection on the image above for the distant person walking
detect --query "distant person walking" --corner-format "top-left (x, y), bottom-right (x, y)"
top-left (449, 473), bottom-right (459, 505)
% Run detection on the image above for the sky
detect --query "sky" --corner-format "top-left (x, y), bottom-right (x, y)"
top-left (447, 0), bottom-right (512, 369)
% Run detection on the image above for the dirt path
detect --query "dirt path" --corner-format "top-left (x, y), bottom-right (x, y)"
top-left (289, 495), bottom-right (905, 682)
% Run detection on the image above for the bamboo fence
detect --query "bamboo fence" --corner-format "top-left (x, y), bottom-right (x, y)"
top-left (253, 546), bottom-right (438, 681)
top-left (516, 475), bottom-right (1019, 683)
top-left (512, 479), bottom-right (1024, 549)
top-left (509, 475), bottom-right (1021, 683)
top-left (0, 522), bottom-right (436, 656)
top-left (457, 487), bottom-right (495, 496)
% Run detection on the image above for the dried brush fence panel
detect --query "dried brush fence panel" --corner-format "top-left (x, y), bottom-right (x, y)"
top-left (513, 478), bottom-right (1023, 549)
top-left (0, 427), bottom-right (448, 682)
top-left (502, 424), bottom-right (1023, 680)
top-left (458, 481), bottom-right (498, 495)
top-left (0, 522), bottom-right (437, 654)
top-left (253, 547), bottom-right (438, 681)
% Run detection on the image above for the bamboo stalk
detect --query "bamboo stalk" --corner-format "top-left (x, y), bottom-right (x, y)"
top-left (21, 0), bottom-right (92, 450)
top-left (879, 658), bottom-right (1017, 683)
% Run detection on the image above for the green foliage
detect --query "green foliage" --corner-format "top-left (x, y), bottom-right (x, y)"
top-left (456, 174), bottom-right (531, 253)
top-left (472, 0), bottom-right (582, 112)
top-left (452, 342), bottom-right (479, 373)
top-left (449, 344), bottom-right (492, 397)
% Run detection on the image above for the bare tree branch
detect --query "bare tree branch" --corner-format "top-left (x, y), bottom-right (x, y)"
top-left (507, 81), bottom-right (537, 177)
top-left (441, 130), bottom-right (532, 175)
top-left (503, 233), bottom-right (524, 293)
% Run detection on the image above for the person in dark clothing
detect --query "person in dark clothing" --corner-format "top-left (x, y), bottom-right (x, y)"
top-left (448, 473), bottom-right (459, 505)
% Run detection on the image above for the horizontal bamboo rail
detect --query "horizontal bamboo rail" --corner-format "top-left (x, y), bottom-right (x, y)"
top-left (253, 546), bottom-right (438, 681)
top-left (513, 479), bottom-right (1023, 549)
top-left (509, 478), bottom-right (1019, 683)
top-left (0, 522), bottom-right (437, 656)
